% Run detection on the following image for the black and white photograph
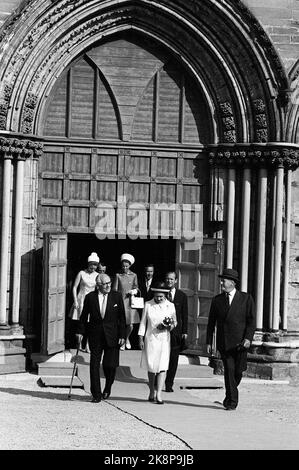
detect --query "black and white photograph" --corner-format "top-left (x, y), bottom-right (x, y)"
top-left (0, 0), bottom-right (298, 457)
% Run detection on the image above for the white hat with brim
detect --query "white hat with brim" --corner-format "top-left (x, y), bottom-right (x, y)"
top-left (151, 281), bottom-right (170, 293)
top-left (121, 253), bottom-right (135, 266)
top-left (87, 252), bottom-right (100, 264)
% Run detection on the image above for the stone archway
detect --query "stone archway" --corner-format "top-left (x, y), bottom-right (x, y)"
top-left (1, 0), bottom-right (299, 372)
top-left (0, 0), bottom-right (289, 141)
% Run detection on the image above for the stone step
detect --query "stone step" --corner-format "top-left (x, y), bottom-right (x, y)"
top-left (38, 375), bottom-right (84, 388)
top-left (126, 364), bottom-right (214, 380)
top-left (38, 362), bottom-right (77, 376)
top-left (0, 354), bottom-right (26, 374)
top-left (178, 377), bottom-right (223, 389)
top-left (76, 364), bottom-right (223, 392)
top-left (119, 350), bottom-right (207, 367)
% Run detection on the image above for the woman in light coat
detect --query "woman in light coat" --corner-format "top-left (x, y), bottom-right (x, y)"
top-left (138, 281), bottom-right (177, 404)
top-left (112, 253), bottom-right (139, 350)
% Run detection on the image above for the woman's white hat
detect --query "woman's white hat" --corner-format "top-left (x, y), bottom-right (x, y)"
top-left (151, 281), bottom-right (170, 293)
top-left (87, 252), bottom-right (100, 264)
top-left (121, 253), bottom-right (135, 266)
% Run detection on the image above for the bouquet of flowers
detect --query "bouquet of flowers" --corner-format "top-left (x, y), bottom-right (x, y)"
top-left (157, 316), bottom-right (175, 330)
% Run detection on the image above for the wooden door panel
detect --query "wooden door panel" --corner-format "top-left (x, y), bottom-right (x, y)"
top-left (176, 238), bottom-right (224, 354)
top-left (42, 233), bottom-right (67, 355)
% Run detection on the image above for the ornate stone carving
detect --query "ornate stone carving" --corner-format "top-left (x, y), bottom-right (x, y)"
top-left (219, 101), bottom-right (236, 143)
top-left (0, 137), bottom-right (43, 159)
top-left (223, 131), bottom-right (237, 143)
top-left (0, 0), bottom-right (290, 136)
top-left (21, 92), bottom-right (38, 134)
top-left (0, 83), bottom-right (14, 130)
top-left (256, 129), bottom-right (268, 143)
top-left (253, 98), bottom-right (268, 142)
top-left (207, 145), bottom-right (299, 170)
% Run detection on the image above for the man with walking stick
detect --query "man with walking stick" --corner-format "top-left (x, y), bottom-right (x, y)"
top-left (76, 273), bottom-right (126, 402)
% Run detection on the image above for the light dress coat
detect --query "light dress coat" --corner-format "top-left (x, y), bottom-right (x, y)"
top-left (69, 270), bottom-right (98, 320)
top-left (138, 299), bottom-right (177, 373)
top-left (112, 270), bottom-right (139, 324)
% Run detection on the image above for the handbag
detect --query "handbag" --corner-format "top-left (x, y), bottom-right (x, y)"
top-left (130, 289), bottom-right (145, 309)
top-left (68, 303), bottom-right (79, 320)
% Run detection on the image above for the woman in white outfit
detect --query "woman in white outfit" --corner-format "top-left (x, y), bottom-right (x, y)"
top-left (69, 252), bottom-right (100, 351)
top-left (138, 281), bottom-right (177, 404)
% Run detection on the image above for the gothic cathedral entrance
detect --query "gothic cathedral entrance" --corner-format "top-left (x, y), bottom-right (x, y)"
top-left (38, 32), bottom-right (223, 356)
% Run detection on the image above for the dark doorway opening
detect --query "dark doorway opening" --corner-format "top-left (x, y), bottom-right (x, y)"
top-left (66, 234), bottom-right (177, 349)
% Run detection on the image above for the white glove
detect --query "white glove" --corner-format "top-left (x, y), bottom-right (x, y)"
top-left (130, 289), bottom-right (138, 295)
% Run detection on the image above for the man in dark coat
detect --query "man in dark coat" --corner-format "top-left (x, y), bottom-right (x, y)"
top-left (77, 273), bottom-right (126, 402)
top-left (164, 271), bottom-right (188, 392)
top-left (139, 264), bottom-right (155, 302)
top-left (206, 268), bottom-right (256, 410)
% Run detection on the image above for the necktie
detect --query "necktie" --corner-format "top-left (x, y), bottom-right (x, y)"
top-left (168, 290), bottom-right (173, 302)
top-left (146, 280), bottom-right (150, 292)
top-left (225, 292), bottom-right (230, 308)
top-left (101, 294), bottom-right (107, 318)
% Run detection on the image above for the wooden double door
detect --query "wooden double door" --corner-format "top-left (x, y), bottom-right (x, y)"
top-left (39, 31), bottom-right (222, 355)
top-left (41, 233), bottom-right (223, 355)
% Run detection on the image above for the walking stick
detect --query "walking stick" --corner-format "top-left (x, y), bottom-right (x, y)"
top-left (68, 346), bottom-right (79, 400)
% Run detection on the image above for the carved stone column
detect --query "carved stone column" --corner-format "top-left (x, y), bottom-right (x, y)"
top-left (226, 166), bottom-right (236, 269)
top-left (255, 165), bottom-right (268, 330)
top-left (282, 168), bottom-right (292, 331)
top-left (0, 142), bottom-right (13, 331)
top-left (272, 163), bottom-right (284, 331)
top-left (11, 142), bottom-right (33, 331)
top-left (207, 144), bottom-right (299, 335)
top-left (0, 137), bottom-right (43, 333)
top-left (240, 166), bottom-right (251, 292)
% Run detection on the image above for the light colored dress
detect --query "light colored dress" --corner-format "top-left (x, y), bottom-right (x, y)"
top-left (69, 270), bottom-right (98, 320)
top-left (112, 270), bottom-right (139, 324)
top-left (138, 299), bottom-right (177, 373)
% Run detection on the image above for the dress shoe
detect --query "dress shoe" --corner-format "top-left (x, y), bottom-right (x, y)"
top-left (165, 386), bottom-right (174, 392)
top-left (225, 406), bottom-right (237, 411)
top-left (125, 339), bottom-right (131, 350)
top-left (156, 399), bottom-right (164, 404)
top-left (120, 343), bottom-right (125, 351)
top-left (102, 391), bottom-right (111, 400)
top-left (91, 397), bottom-right (101, 403)
top-left (148, 395), bottom-right (155, 402)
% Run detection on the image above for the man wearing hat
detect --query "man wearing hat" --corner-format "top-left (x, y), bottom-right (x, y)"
top-left (206, 268), bottom-right (256, 410)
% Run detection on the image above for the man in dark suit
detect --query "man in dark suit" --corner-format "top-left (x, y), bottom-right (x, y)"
top-left (77, 273), bottom-right (126, 403)
top-left (206, 268), bottom-right (256, 410)
top-left (164, 271), bottom-right (188, 392)
top-left (139, 264), bottom-right (155, 302)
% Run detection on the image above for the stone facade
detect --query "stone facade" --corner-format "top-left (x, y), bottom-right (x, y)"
top-left (0, 0), bottom-right (298, 376)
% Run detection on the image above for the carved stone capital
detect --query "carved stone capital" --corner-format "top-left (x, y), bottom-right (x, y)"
top-left (0, 137), bottom-right (43, 160)
top-left (207, 145), bottom-right (299, 170)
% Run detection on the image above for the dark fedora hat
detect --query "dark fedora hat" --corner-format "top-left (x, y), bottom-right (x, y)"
top-left (151, 281), bottom-right (170, 293)
top-left (218, 268), bottom-right (239, 282)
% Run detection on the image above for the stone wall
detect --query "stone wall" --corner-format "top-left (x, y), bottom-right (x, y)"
top-left (243, 0), bottom-right (299, 72)
top-left (1, 0), bottom-right (299, 333)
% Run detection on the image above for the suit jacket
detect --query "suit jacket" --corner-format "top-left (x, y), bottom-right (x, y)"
top-left (170, 289), bottom-right (188, 348)
top-left (78, 290), bottom-right (126, 348)
top-left (139, 277), bottom-right (155, 302)
top-left (206, 290), bottom-right (256, 353)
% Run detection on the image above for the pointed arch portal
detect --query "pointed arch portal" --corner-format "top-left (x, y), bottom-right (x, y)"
top-left (0, 0), bottom-right (299, 366)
